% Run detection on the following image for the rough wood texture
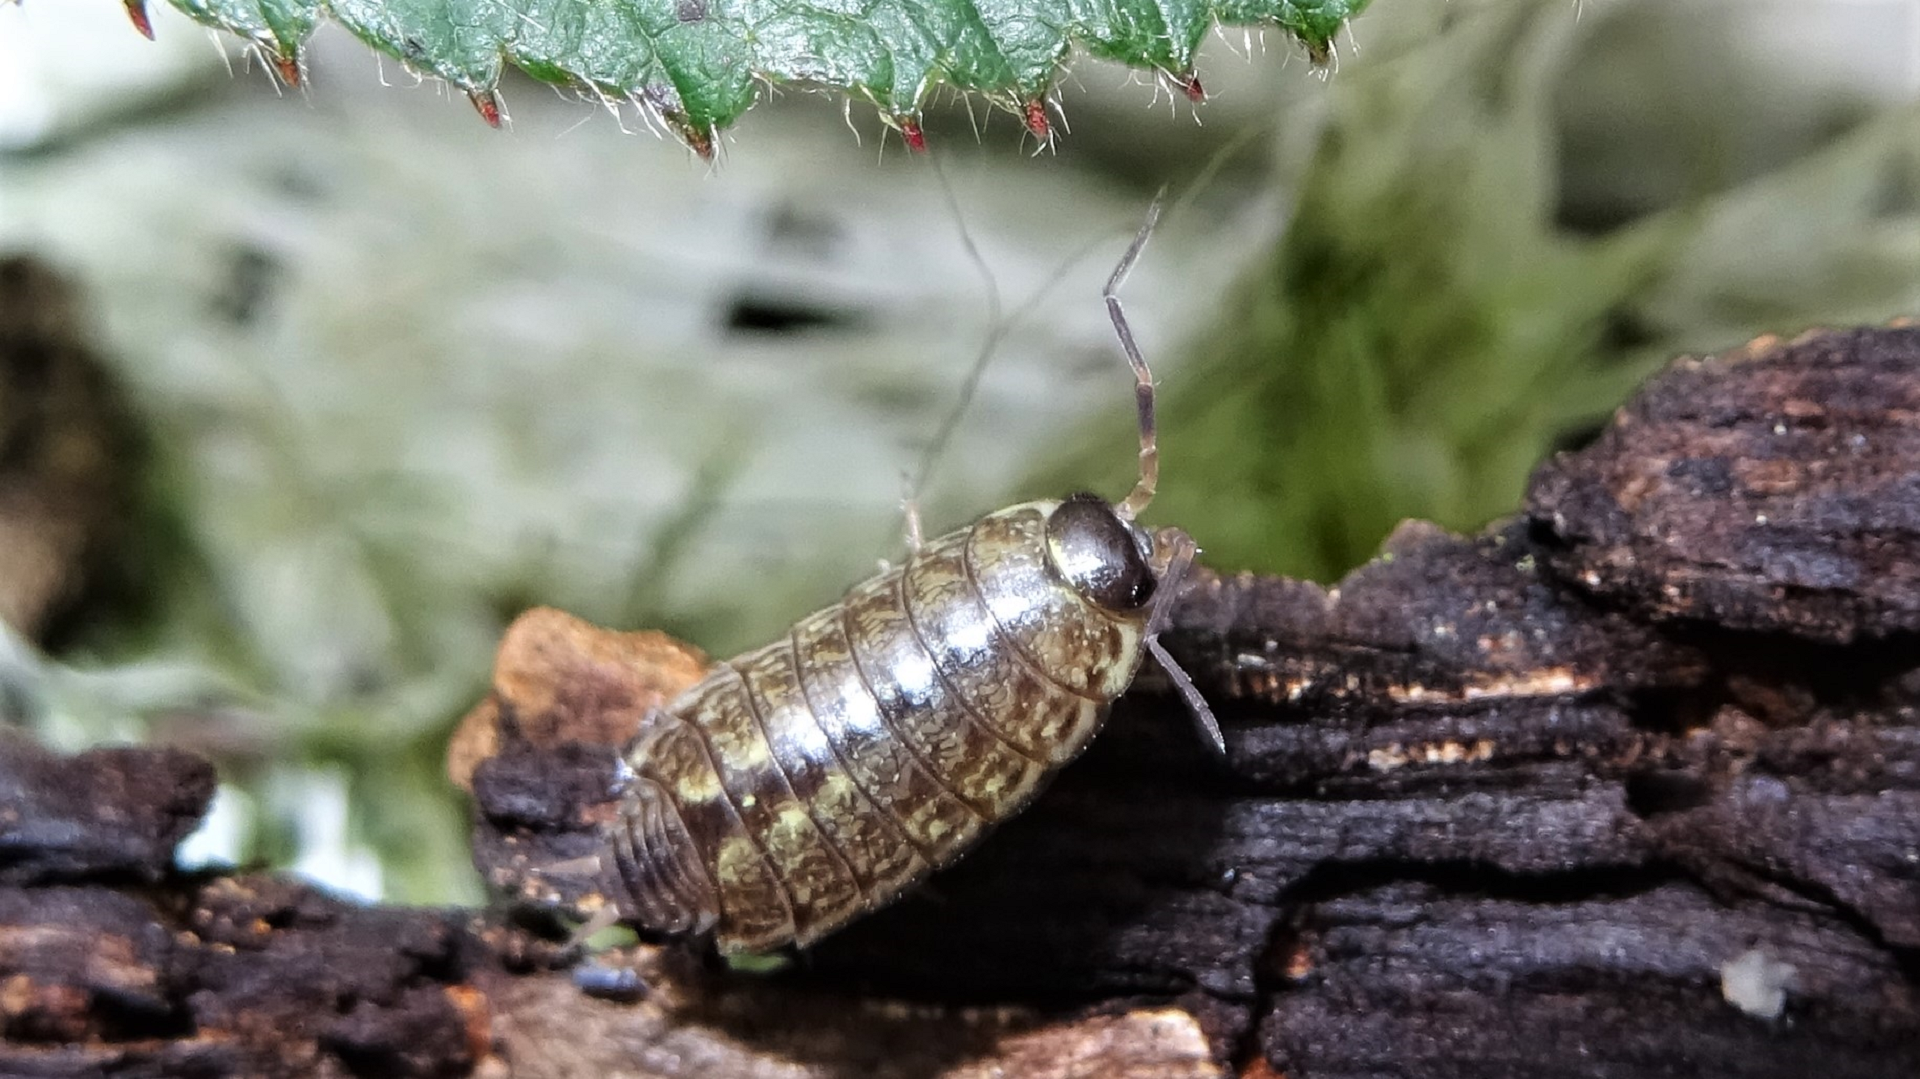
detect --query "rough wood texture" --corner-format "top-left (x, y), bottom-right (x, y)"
top-left (1528, 325), bottom-right (1920, 641)
top-left (3, 325), bottom-right (1917, 1077)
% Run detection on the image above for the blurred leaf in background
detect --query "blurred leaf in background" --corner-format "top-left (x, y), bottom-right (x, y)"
top-left (1041, 0), bottom-right (1920, 581)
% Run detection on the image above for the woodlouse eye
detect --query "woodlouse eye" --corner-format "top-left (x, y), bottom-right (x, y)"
top-left (1044, 494), bottom-right (1156, 611)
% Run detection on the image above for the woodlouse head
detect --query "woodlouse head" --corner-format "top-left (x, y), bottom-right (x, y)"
top-left (1044, 493), bottom-right (1158, 613)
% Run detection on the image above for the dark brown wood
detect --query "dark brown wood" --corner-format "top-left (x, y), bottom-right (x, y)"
top-left (3, 325), bottom-right (1917, 1077)
top-left (0, 734), bottom-right (214, 885)
top-left (1529, 324), bottom-right (1920, 642)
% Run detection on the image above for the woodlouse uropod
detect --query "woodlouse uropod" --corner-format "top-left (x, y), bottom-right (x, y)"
top-left (593, 199), bottom-right (1221, 955)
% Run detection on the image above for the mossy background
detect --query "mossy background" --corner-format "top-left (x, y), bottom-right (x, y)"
top-left (1038, 0), bottom-right (1920, 580)
top-left (1, 0), bottom-right (1916, 906)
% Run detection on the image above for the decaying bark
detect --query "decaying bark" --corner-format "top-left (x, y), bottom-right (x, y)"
top-left (3, 326), bottom-right (1917, 1077)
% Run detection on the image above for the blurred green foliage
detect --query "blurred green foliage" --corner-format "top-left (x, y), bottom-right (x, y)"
top-left (1039, 0), bottom-right (1920, 581)
top-left (162, 0), bottom-right (1370, 136)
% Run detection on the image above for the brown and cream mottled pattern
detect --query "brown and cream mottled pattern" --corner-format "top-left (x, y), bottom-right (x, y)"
top-left (969, 508), bottom-right (1142, 699)
top-left (791, 605), bottom-right (983, 862)
top-left (841, 570), bottom-right (1050, 816)
top-left (904, 529), bottom-right (1104, 764)
top-left (735, 642), bottom-right (927, 900)
top-left (609, 500), bottom-right (1157, 954)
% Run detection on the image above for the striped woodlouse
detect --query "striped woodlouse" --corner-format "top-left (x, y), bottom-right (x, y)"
top-left (595, 199), bottom-right (1221, 955)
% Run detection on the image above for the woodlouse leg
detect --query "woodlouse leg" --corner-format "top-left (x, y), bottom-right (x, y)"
top-left (538, 853), bottom-right (607, 879)
top-left (900, 472), bottom-right (924, 554)
top-left (530, 852), bottom-right (625, 951)
top-left (562, 900), bottom-right (623, 952)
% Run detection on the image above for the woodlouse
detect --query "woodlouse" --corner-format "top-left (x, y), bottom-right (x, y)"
top-left (597, 200), bottom-right (1220, 954)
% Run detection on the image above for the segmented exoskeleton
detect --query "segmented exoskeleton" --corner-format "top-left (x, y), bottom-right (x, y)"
top-left (599, 200), bottom-right (1219, 954)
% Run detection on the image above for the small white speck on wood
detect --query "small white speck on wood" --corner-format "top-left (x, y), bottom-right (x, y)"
top-left (1721, 947), bottom-right (1796, 1020)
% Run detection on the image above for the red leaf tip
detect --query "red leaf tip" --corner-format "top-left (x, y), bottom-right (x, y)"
top-left (1023, 99), bottom-right (1050, 140)
top-left (123, 0), bottom-right (154, 40)
top-left (675, 119), bottom-right (715, 161)
top-left (1175, 71), bottom-right (1205, 103)
top-left (898, 118), bottom-right (927, 153)
top-left (271, 49), bottom-right (301, 87)
top-left (469, 89), bottom-right (504, 129)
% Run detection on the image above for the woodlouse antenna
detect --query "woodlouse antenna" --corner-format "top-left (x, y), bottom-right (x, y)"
top-left (1107, 191), bottom-right (1164, 522)
top-left (907, 164), bottom-right (1117, 518)
top-left (907, 157), bottom-right (1003, 506)
top-left (1145, 528), bottom-right (1225, 755)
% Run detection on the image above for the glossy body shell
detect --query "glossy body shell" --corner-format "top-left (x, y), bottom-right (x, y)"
top-left (602, 498), bottom-right (1158, 954)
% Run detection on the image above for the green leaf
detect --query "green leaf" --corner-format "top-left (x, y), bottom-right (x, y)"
top-left (132, 0), bottom-right (1371, 148)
